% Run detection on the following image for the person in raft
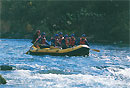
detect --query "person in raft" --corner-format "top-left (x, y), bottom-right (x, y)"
top-left (50, 35), bottom-right (55, 46)
top-left (38, 32), bottom-right (50, 48)
top-left (51, 34), bottom-right (60, 47)
top-left (34, 32), bottom-right (49, 48)
top-left (69, 34), bottom-right (76, 47)
top-left (58, 32), bottom-right (64, 46)
top-left (31, 30), bottom-right (41, 44)
top-left (61, 34), bottom-right (69, 49)
top-left (79, 34), bottom-right (89, 46)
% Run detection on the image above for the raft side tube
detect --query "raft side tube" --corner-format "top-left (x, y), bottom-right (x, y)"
top-left (28, 45), bottom-right (90, 56)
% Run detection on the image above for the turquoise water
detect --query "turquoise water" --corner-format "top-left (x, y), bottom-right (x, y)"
top-left (0, 39), bottom-right (130, 88)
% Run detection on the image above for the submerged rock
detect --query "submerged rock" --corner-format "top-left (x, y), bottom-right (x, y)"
top-left (0, 75), bottom-right (7, 84)
top-left (0, 65), bottom-right (13, 70)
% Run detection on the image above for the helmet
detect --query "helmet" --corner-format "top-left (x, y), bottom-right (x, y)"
top-left (59, 32), bottom-right (63, 35)
top-left (71, 34), bottom-right (75, 37)
top-left (42, 32), bottom-right (46, 35)
top-left (82, 34), bottom-right (86, 37)
top-left (65, 34), bottom-right (68, 37)
top-left (36, 30), bottom-right (40, 33)
top-left (55, 34), bottom-right (59, 37)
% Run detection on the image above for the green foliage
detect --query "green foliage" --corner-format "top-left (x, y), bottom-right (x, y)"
top-left (1, 1), bottom-right (129, 43)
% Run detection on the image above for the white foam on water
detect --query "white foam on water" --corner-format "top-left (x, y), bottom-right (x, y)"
top-left (3, 70), bottom-right (130, 88)
top-left (127, 56), bottom-right (130, 62)
top-left (112, 68), bottom-right (130, 78)
top-left (1, 40), bottom-right (130, 88)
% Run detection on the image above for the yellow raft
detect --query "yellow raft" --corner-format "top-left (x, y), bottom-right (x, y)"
top-left (27, 45), bottom-right (90, 56)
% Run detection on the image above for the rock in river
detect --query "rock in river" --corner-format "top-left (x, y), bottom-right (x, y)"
top-left (0, 75), bottom-right (7, 84)
top-left (0, 65), bottom-right (13, 70)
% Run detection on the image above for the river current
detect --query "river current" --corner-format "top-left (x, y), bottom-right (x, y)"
top-left (0, 39), bottom-right (130, 88)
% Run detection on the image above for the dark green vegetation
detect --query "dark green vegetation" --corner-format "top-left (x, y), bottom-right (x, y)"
top-left (0, 75), bottom-right (7, 84)
top-left (0, 0), bottom-right (129, 43)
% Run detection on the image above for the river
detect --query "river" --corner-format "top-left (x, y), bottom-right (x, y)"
top-left (0, 39), bottom-right (130, 88)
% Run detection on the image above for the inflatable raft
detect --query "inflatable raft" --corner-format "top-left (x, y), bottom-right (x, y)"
top-left (27, 45), bottom-right (90, 56)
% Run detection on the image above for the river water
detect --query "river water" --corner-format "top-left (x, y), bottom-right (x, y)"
top-left (0, 39), bottom-right (130, 88)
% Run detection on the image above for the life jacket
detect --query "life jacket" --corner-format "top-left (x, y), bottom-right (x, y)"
top-left (41, 37), bottom-right (46, 44)
top-left (59, 37), bottom-right (64, 45)
top-left (65, 38), bottom-right (69, 46)
top-left (55, 38), bottom-right (59, 46)
top-left (80, 38), bottom-right (86, 45)
top-left (69, 38), bottom-right (75, 46)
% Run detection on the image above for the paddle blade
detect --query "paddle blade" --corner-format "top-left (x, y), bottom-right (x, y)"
top-left (25, 51), bottom-right (29, 54)
top-left (91, 49), bottom-right (100, 52)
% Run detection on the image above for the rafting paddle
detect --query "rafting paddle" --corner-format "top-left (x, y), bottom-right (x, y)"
top-left (91, 49), bottom-right (100, 52)
top-left (25, 35), bottom-right (41, 54)
top-left (25, 45), bottom-right (34, 54)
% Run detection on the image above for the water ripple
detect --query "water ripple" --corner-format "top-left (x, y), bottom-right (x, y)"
top-left (0, 39), bottom-right (130, 88)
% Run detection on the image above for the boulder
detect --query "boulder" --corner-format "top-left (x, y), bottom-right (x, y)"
top-left (0, 65), bottom-right (13, 70)
top-left (0, 75), bottom-right (7, 84)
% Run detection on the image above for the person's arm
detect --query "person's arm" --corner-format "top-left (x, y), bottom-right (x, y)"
top-left (85, 40), bottom-right (89, 46)
top-left (76, 38), bottom-right (80, 45)
top-left (34, 35), bottom-right (41, 44)
top-left (51, 39), bottom-right (55, 46)
top-left (37, 37), bottom-right (42, 44)
top-left (45, 41), bottom-right (50, 46)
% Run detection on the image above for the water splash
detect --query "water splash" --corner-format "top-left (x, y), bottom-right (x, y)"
top-left (0, 39), bottom-right (130, 88)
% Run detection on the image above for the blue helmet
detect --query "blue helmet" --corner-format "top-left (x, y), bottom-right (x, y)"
top-left (59, 32), bottom-right (63, 35)
top-left (42, 32), bottom-right (45, 35)
top-left (71, 34), bottom-right (75, 37)
top-left (64, 34), bottom-right (68, 37)
top-left (82, 34), bottom-right (86, 37)
top-left (55, 34), bottom-right (59, 37)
